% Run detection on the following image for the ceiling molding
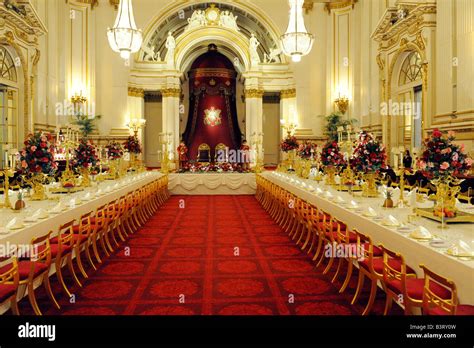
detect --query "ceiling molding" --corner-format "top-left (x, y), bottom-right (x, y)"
top-left (66, 0), bottom-right (99, 9)
top-left (303, 0), bottom-right (358, 14)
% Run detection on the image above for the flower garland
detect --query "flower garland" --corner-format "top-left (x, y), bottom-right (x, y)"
top-left (123, 135), bottom-right (142, 154)
top-left (280, 136), bottom-right (299, 152)
top-left (73, 139), bottom-right (99, 168)
top-left (417, 129), bottom-right (472, 179)
top-left (350, 131), bottom-right (387, 173)
top-left (297, 141), bottom-right (317, 159)
top-left (106, 141), bottom-right (124, 160)
top-left (19, 131), bottom-right (57, 174)
top-left (320, 141), bottom-right (345, 167)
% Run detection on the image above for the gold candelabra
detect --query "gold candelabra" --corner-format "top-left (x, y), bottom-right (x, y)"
top-left (251, 132), bottom-right (264, 173)
top-left (0, 168), bottom-right (14, 209)
top-left (396, 167), bottom-right (409, 207)
top-left (335, 95), bottom-right (349, 114)
top-left (159, 133), bottom-right (172, 174)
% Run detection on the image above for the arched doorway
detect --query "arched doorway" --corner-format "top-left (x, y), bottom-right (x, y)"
top-left (182, 44), bottom-right (242, 162)
top-left (0, 45), bottom-right (21, 168)
top-left (390, 50), bottom-right (423, 152)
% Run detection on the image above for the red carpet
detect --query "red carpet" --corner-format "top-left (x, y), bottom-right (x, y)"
top-left (19, 195), bottom-right (394, 315)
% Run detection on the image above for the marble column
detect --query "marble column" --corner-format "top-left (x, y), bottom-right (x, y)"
top-left (245, 88), bottom-right (264, 165)
top-left (161, 88), bottom-right (181, 162)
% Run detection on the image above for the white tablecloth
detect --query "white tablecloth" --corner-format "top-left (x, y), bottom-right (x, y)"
top-left (0, 172), bottom-right (164, 246)
top-left (261, 172), bottom-right (474, 305)
top-left (168, 173), bottom-right (256, 195)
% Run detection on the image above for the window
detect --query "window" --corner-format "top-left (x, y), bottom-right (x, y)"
top-left (0, 46), bottom-right (18, 83)
top-left (398, 51), bottom-right (422, 86)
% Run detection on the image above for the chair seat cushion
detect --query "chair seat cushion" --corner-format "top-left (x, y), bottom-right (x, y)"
top-left (386, 278), bottom-right (451, 301)
top-left (360, 257), bottom-right (416, 275)
top-left (17, 261), bottom-right (49, 280)
top-left (325, 231), bottom-right (357, 243)
top-left (429, 304), bottom-right (474, 316)
top-left (361, 243), bottom-right (383, 257)
top-left (316, 222), bottom-right (347, 231)
top-left (38, 243), bottom-right (72, 259)
top-left (51, 234), bottom-right (88, 245)
top-left (0, 284), bottom-right (16, 302)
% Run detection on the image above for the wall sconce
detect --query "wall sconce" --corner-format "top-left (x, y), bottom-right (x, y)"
top-left (334, 95), bottom-right (349, 114)
top-left (281, 119), bottom-right (297, 137)
top-left (71, 90), bottom-right (87, 105)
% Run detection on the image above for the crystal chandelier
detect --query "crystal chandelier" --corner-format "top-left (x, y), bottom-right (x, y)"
top-left (107, 0), bottom-right (142, 60)
top-left (281, 0), bottom-right (314, 62)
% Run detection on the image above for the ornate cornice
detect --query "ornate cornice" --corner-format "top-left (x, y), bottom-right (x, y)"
top-left (128, 87), bottom-right (145, 98)
top-left (66, 0), bottom-right (99, 9)
top-left (109, 0), bottom-right (119, 10)
top-left (325, 0), bottom-right (358, 14)
top-left (161, 88), bottom-right (181, 98)
top-left (280, 88), bottom-right (297, 99)
top-left (244, 89), bottom-right (264, 99)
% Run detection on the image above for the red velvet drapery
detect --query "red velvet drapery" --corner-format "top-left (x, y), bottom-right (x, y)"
top-left (183, 44), bottom-right (242, 161)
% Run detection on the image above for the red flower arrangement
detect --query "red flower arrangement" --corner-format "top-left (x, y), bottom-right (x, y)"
top-left (297, 141), bottom-right (317, 159)
top-left (350, 131), bottom-right (387, 173)
top-left (280, 136), bottom-right (300, 152)
top-left (320, 141), bottom-right (345, 167)
top-left (106, 141), bottom-right (124, 160)
top-left (19, 131), bottom-right (57, 174)
top-left (417, 129), bottom-right (472, 179)
top-left (73, 139), bottom-right (99, 168)
top-left (123, 135), bottom-right (142, 154)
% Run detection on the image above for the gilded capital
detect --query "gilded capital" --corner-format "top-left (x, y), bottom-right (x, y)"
top-left (244, 89), bottom-right (264, 98)
top-left (128, 87), bottom-right (145, 98)
top-left (161, 88), bottom-right (181, 98)
top-left (280, 88), bottom-right (296, 99)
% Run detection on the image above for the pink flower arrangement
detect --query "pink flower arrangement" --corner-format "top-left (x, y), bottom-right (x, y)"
top-left (417, 129), bottom-right (472, 179)
top-left (19, 132), bottom-right (57, 174)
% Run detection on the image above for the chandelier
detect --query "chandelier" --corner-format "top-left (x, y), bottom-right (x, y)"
top-left (281, 0), bottom-right (314, 62)
top-left (107, 0), bottom-right (142, 60)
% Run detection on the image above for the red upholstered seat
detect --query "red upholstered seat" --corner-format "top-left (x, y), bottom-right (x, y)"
top-left (0, 284), bottom-right (16, 302)
top-left (362, 243), bottom-right (383, 257)
top-left (316, 222), bottom-right (346, 231)
top-left (359, 257), bottom-right (416, 275)
top-left (428, 305), bottom-right (474, 316)
top-left (38, 243), bottom-right (72, 259)
top-left (386, 278), bottom-right (451, 301)
top-left (325, 231), bottom-right (357, 243)
top-left (50, 234), bottom-right (88, 245)
top-left (17, 261), bottom-right (49, 280)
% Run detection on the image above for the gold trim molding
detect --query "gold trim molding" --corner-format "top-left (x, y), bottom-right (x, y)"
top-left (66, 0), bottom-right (99, 9)
top-left (161, 88), bottom-right (181, 98)
top-left (128, 87), bottom-right (145, 98)
top-left (280, 88), bottom-right (296, 99)
top-left (244, 89), bottom-right (264, 99)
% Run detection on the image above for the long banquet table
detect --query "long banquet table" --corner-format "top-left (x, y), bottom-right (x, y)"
top-left (169, 173), bottom-right (256, 195)
top-left (0, 171), bottom-right (164, 246)
top-left (260, 171), bottom-right (474, 304)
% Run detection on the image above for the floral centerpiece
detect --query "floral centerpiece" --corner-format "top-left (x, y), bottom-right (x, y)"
top-left (321, 141), bottom-right (345, 167)
top-left (106, 141), bottom-right (124, 160)
top-left (74, 139), bottom-right (99, 169)
top-left (123, 135), bottom-right (142, 154)
top-left (350, 131), bottom-right (387, 197)
top-left (19, 131), bottom-right (57, 200)
top-left (280, 136), bottom-right (299, 152)
top-left (73, 139), bottom-right (100, 187)
top-left (19, 131), bottom-right (57, 174)
top-left (297, 141), bottom-right (317, 160)
top-left (418, 129), bottom-right (472, 179)
top-left (350, 131), bottom-right (387, 173)
top-left (417, 129), bottom-right (472, 218)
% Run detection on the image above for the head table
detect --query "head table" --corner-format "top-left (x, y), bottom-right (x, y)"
top-left (260, 171), bottom-right (474, 305)
top-left (0, 171), bottom-right (164, 246)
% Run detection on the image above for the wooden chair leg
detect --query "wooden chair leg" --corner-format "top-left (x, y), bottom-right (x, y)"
top-left (75, 247), bottom-right (89, 279)
top-left (339, 260), bottom-right (353, 293)
top-left (362, 279), bottom-right (378, 316)
top-left (351, 270), bottom-right (365, 305)
top-left (10, 296), bottom-right (19, 315)
top-left (43, 273), bottom-right (60, 310)
top-left (383, 294), bottom-right (393, 315)
top-left (27, 280), bottom-right (42, 315)
top-left (331, 257), bottom-right (343, 282)
top-left (56, 259), bottom-right (73, 298)
top-left (85, 243), bottom-right (97, 271)
top-left (67, 255), bottom-right (82, 287)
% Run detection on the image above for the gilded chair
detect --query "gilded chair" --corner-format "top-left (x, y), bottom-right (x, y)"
top-left (215, 143), bottom-right (229, 163)
top-left (197, 143), bottom-right (211, 163)
top-left (0, 256), bottom-right (19, 315)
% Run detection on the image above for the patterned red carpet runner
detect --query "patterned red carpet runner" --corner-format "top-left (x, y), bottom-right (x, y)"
top-left (22, 195), bottom-right (392, 315)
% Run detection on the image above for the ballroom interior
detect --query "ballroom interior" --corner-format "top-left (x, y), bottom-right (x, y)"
top-left (0, 0), bottom-right (473, 319)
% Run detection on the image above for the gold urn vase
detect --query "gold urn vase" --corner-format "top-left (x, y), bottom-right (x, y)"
top-left (362, 172), bottom-right (379, 197)
top-left (324, 166), bottom-right (337, 186)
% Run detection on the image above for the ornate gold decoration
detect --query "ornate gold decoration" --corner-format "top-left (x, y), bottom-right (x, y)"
top-left (128, 87), bottom-right (145, 98)
top-left (0, 169), bottom-right (14, 209)
top-left (335, 95), bottom-right (349, 114)
top-left (80, 167), bottom-right (91, 187)
top-left (324, 0), bottom-right (358, 14)
top-left (280, 88), bottom-right (296, 99)
top-left (432, 176), bottom-right (462, 217)
top-left (22, 174), bottom-right (49, 201)
top-left (205, 4), bottom-right (221, 26)
top-left (362, 173), bottom-right (379, 197)
top-left (67, 0), bottom-right (99, 9)
top-left (324, 166), bottom-right (336, 186)
top-left (161, 88), bottom-right (181, 98)
top-left (109, 0), bottom-right (119, 9)
top-left (204, 107), bottom-right (222, 127)
top-left (245, 89), bottom-right (264, 98)
top-left (376, 53), bottom-right (385, 72)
